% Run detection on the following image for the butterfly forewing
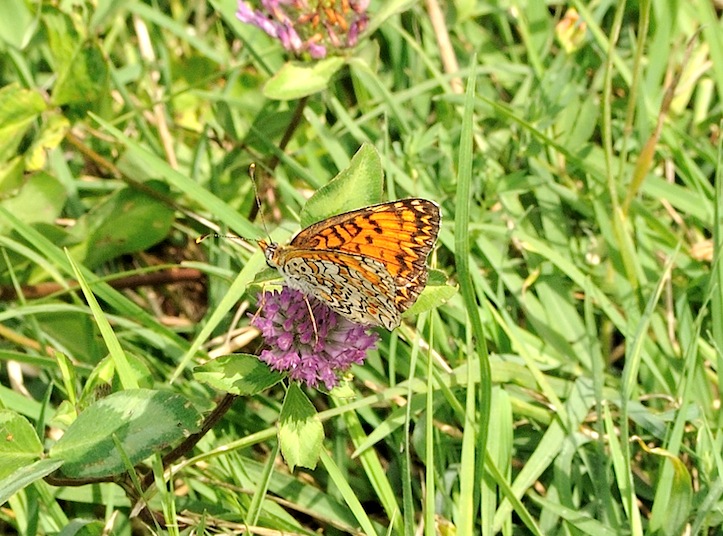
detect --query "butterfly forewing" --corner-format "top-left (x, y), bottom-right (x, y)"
top-left (290, 199), bottom-right (439, 280)
top-left (260, 198), bottom-right (440, 329)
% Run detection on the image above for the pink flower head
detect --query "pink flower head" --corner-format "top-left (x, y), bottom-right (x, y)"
top-left (236, 0), bottom-right (369, 59)
top-left (251, 288), bottom-right (378, 390)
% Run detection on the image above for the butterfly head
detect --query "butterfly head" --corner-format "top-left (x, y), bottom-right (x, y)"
top-left (258, 239), bottom-right (280, 269)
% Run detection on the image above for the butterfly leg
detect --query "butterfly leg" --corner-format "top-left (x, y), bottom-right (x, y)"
top-left (302, 294), bottom-right (320, 346)
top-left (249, 288), bottom-right (270, 329)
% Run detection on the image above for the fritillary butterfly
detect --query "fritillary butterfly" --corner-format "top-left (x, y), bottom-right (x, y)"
top-left (258, 198), bottom-right (441, 330)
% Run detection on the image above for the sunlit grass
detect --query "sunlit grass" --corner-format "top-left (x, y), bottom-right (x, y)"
top-left (0, 1), bottom-right (721, 534)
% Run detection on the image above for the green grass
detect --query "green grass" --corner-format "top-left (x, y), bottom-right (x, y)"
top-left (0, 0), bottom-right (721, 534)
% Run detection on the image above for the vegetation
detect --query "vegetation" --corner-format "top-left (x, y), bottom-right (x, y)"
top-left (0, 0), bottom-right (721, 534)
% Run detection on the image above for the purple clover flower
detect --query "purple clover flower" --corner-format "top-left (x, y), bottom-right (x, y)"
top-left (251, 288), bottom-right (378, 390)
top-left (236, 0), bottom-right (369, 59)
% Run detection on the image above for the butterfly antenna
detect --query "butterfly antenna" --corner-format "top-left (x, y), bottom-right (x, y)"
top-left (195, 233), bottom-right (245, 244)
top-left (197, 164), bottom-right (270, 247)
top-left (249, 163), bottom-right (272, 243)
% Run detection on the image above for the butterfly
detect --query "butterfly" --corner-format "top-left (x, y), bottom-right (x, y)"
top-left (258, 198), bottom-right (440, 330)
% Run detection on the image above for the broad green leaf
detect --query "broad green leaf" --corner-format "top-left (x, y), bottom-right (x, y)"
top-left (0, 173), bottom-right (66, 234)
top-left (52, 40), bottom-right (108, 107)
top-left (49, 389), bottom-right (201, 478)
top-left (0, 409), bottom-right (43, 479)
top-left (278, 384), bottom-right (323, 470)
top-left (263, 57), bottom-right (345, 100)
top-left (300, 143), bottom-right (384, 227)
top-left (76, 183), bottom-right (175, 268)
top-left (0, 84), bottom-right (46, 162)
top-left (0, 459), bottom-right (65, 506)
top-left (0, 1), bottom-right (34, 49)
top-left (35, 311), bottom-right (103, 365)
top-left (43, 7), bottom-right (109, 108)
top-left (195, 354), bottom-right (284, 395)
top-left (42, 7), bottom-right (79, 71)
top-left (0, 157), bottom-right (24, 192)
top-left (403, 270), bottom-right (456, 318)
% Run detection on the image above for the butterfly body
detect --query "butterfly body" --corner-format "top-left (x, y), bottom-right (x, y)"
top-left (259, 198), bottom-right (440, 330)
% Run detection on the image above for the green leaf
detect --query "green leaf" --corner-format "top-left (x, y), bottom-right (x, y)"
top-left (0, 84), bottom-right (47, 162)
top-left (25, 113), bottom-right (71, 171)
top-left (194, 354), bottom-right (284, 395)
top-left (0, 157), bottom-right (25, 192)
top-left (0, 1), bottom-right (34, 49)
top-left (42, 6), bottom-right (80, 71)
top-left (278, 384), bottom-right (323, 470)
top-left (49, 389), bottom-right (201, 478)
top-left (328, 380), bottom-right (356, 399)
top-left (34, 311), bottom-right (103, 365)
top-left (365, 0), bottom-right (418, 35)
top-left (76, 183), bottom-right (175, 268)
top-left (0, 409), bottom-right (43, 480)
top-left (0, 172), bottom-right (66, 233)
top-left (77, 353), bottom-right (154, 410)
top-left (300, 143), bottom-right (384, 228)
top-left (0, 459), bottom-right (65, 507)
top-left (648, 447), bottom-right (694, 536)
top-left (43, 8), bottom-right (109, 108)
top-left (52, 40), bottom-right (108, 107)
top-left (66, 254), bottom-right (139, 391)
top-left (402, 270), bottom-right (456, 318)
top-left (57, 519), bottom-right (105, 536)
top-left (263, 57), bottom-right (345, 100)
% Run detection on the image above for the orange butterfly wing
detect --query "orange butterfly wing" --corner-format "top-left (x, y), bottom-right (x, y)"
top-left (260, 198), bottom-right (440, 329)
top-left (287, 198), bottom-right (440, 311)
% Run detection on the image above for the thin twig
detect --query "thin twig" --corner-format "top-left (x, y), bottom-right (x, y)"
top-left (133, 14), bottom-right (178, 169)
top-left (0, 268), bottom-right (204, 300)
top-left (426, 0), bottom-right (463, 94)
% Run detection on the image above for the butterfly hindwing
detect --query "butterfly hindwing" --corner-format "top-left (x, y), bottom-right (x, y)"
top-left (279, 249), bottom-right (400, 329)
